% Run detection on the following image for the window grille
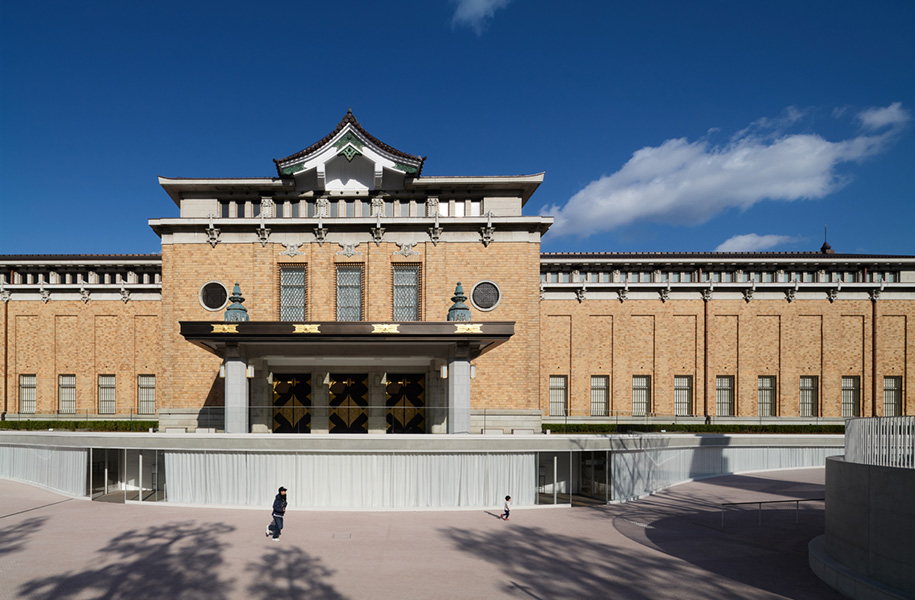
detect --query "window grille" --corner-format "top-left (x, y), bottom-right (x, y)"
top-left (632, 375), bottom-right (651, 416)
top-left (883, 376), bottom-right (902, 417)
top-left (336, 266), bottom-right (363, 321)
top-left (758, 376), bottom-right (777, 416)
top-left (800, 376), bottom-right (818, 417)
top-left (674, 376), bottom-right (693, 416)
top-left (590, 376), bottom-right (609, 416)
top-left (279, 266), bottom-right (307, 321)
top-left (842, 376), bottom-right (860, 417)
top-left (716, 375), bottom-right (735, 416)
top-left (138, 375), bottom-right (156, 415)
top-left (98, 375), bottom-right (116, 415)
top-left (393, 265), bottom-right (421, 321)
top-left (58, 374), bottom-right (76, 414)
top-left (549, 376), bottom-right (567, 416)
top-left (19, 374), bottom-right (36, 414)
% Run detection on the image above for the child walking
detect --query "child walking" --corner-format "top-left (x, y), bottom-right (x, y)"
top-left (501, 495), bottom-right (511, 521)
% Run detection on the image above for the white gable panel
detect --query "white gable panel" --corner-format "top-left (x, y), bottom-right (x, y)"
top-left (325, 154), bottom-right (373, 192)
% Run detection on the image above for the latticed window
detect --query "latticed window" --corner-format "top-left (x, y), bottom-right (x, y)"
top-left (138, 375), bottom-right (156, 415)
top-left (336, 265), bottom-right (363, 321)
top-left (98, 374), bottom-right (116, 415)
top-left (549, 376), bottom-right (567, 416)
top-left (58, 374), bottom-right (76, 414)
top-left (393, 264), bottom-right (420, 321)
top-left (279, 266), bottom-right (307, 321)
top-left (674, 376), bottom-right (693, 416)
top-left (632, 375), bottom-right (651, 416)
top-left (716, 375), bottom-right (734, 416)
top-left (758, 376), bottom-right (777, 416)
top-left (799, 376), bottom-right (818, 417)
top-left (884, 376), bottom-right (902, 417)
top-left (842, 376), bottom-right (860, 417)
top-left (590, 376), bottom-right (609, 416)
top-left (19, 374), bottom-right (36, 414)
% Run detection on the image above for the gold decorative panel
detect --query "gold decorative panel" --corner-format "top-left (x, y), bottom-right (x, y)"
top-left (372, 324), bottom-right (400, 334)
top-left (211, 324), bottom-right (238, 333)
top-left (293, 324), bottom-right (321, 333)
top-left (454, 324), bottom-right (482, 334)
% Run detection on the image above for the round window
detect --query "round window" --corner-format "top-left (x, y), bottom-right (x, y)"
top-left (199, 281), bottom-right (229, 311)
top-left (470, 280), bottom-right (501, 311)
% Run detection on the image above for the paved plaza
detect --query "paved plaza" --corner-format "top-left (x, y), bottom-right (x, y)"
top-left (0, 468), bottom-right (841, 600)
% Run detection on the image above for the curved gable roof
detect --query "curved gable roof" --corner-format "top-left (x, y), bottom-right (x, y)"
top-left (273, 109), bottom-right (426, 177)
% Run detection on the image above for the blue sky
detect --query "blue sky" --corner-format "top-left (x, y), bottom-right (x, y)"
top-left (1, 0), bottom-right (913, 256)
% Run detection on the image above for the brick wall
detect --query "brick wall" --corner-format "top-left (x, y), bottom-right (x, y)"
top-left (540, 297), bottom-right (915, 418)
top-left (1, 300), bottom-right (161, 414)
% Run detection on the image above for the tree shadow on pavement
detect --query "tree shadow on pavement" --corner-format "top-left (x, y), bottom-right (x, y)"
top-left (246, 545), bottom-right (348, 600)
top-left (17, 521), bottom-right (236, 600)
top-left (440, 524), bottom-right (753, 600)
top-left (0, 517), bottom-right (48, 559)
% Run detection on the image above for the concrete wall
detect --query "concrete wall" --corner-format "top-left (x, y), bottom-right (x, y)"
top-left (825, 456), bottom-right (915, 596)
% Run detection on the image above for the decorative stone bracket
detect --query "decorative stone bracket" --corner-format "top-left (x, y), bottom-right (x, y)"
top-left (256, 213), bottom-right (271, 247)
top-left (480, 212), bottom-right (495, 247)
top-left (337, 242), bottom-right (362, 257)
top-left (371, 214), bottom-right (385, 246)
top-left (428, 213), bottom-right (443, 246)
top-left (206, 214), bottom-right (221, 248)
top-left (279, 242), bottom-right (305, 257)
top-left (313, 214), bottom-right (328, 246)
top-left (394, 242), bottom-right (419, 257)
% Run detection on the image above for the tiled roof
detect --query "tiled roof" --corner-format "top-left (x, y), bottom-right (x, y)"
top-left (541, 251), bottom-right (915, 260)
top-left (0, 254), bottom-right (162, 261)
top-left (273, 110), bottom-right (426, 176)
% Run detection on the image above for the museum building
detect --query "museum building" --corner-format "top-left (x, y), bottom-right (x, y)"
top-left (1, 111), bottom-right (913, 434)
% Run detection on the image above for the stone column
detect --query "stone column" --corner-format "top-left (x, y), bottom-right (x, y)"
top-left (311, 371), bottom-right (330, 433)
top-left (368, 369), bottom-right (387, 434)
top-left (447, 343), bottom-right (472, 434)
top-left (224, 345), bottom-right (249, 433)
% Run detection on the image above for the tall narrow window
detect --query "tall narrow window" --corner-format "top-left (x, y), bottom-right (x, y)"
top-left (138, 375), bottom-right (156, 415)
top-left (590, 376), bottom-right (609, 416)
top-left (549, 376), bottom-right (567, 416)
top-left (98, 375), bottom-right (116, 415)
top-left (842, 376), bottom-right (860, 417)
top-left (393, 264), bottom-right (421, 321)
top-left (336, 265), bottom-right (363, 321)
top-left (716, 375), bottom-right (735, 416)
top-left (674, 376), bottom-right (693, 416)
top-left (279, 266), bottom-right (307, 321)
top-left (884, 376), bottom-right (902, 417)
top-left (632, 375), bottom-right (651, 416)
top-left (19, 374), bottom-right (36, 414)
top-left (800, 376), bottom-right (818, 417)
top-left (758, 376), bottom-right (777, 416)
top-left (58, 374), bottom-right (76, 414)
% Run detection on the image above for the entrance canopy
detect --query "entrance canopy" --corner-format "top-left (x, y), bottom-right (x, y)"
top-left (179, 320), bottom-right (513, 360)
top-left (179, 321), bottom-right (514, 434)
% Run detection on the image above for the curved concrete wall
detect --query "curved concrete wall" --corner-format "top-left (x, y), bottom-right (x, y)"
top-left (825, 456), bottom-right (915, 596)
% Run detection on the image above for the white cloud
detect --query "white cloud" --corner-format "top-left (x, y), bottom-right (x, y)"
top-left (543, 103), bottom-right (910, 238)
top-left (857, 101), bottom-right (910, 131)
top-left (714, 234), bottom-right (799, 252)
top-left (451, 0), bottom-right (511, 35)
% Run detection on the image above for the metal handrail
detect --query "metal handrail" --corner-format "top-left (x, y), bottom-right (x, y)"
top-left (720, 497), bottom-right (824, 527)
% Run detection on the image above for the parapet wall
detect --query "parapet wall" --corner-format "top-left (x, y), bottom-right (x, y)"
top-left (824, 456), bottom-right (915, 596)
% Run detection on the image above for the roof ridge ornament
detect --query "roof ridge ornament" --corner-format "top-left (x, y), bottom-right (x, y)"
top-left (447, 282), bottom-right (472, 321)
top-left (224, 283), bottom-right (250, 322)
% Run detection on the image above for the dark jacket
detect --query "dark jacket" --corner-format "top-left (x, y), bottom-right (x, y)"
top-left (272, 493), bottom-right (287, 517)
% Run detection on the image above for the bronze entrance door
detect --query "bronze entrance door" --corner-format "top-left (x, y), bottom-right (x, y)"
top-left (273, 374), bottom-right (312, 433)
top-left (386, 374), bottom-right (425, 433)
top-left (329, 374), bottom-right (369, 433)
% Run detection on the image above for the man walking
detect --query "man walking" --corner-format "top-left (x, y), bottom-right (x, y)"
top-left (266, 486), bottom-right (287, 541)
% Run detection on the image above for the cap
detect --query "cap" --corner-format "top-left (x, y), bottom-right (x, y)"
top-left (278, 486), bottom-right (287, 492)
